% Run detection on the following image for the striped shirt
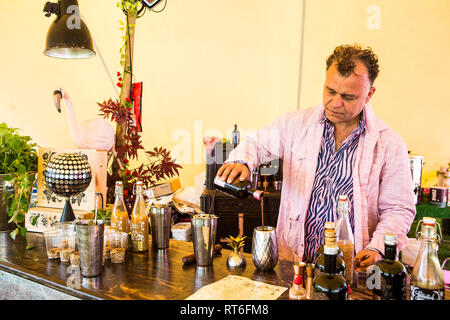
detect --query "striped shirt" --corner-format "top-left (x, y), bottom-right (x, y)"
top-left (303, 111), bottom-right (366, 262)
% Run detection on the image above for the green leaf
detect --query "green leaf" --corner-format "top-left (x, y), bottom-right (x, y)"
top-left (31, 214), bottom-right (39, 226)
top-left (19, 226), bottom-right (27, 238)
top-left (10, 228), bottom-right (19, 240)
top-left (26, 245), bottom-right (35, 250)
top-left (15, 213), bottom-right (25, 223)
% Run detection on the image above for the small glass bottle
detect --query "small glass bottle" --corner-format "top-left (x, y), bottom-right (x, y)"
top-left (214, 176), bottom-right (264, 200)
top-left (313, 229), bottom-right (348, 300)
top-left (289, 262), bottom-right (307, 300)
top-left (111, 181), bottom-right (129, 233)
top-left (130, 181), bottom-right (149, 253)
top-left (231, 124), bottom-right (240, 148)
top-left (410, 217), bottom-right (445, 300)
top-left (373, 233), bottom-right (407, 300)
top-left (335, 194), bottom-right (355, 286)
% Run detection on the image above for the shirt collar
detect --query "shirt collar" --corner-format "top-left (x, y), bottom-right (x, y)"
top-left (321, 110), bottom-right (367, 136)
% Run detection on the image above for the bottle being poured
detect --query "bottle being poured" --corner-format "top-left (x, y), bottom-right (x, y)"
top-left (214, 175), bottom-right (265, 226)
top-left (214, 176), bottom-right (264, 201)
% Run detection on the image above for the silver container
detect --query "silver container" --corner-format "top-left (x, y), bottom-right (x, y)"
top-left (76, 220), bottom-right (104, 277)
top-left (149, 204), bottom-right (172, 249)
top-left (410, 155), bottom-right (424, 205)
top-left (191, 213), bottom-right (218, 267)
top-left (252, 226), bottom-right (278, 272)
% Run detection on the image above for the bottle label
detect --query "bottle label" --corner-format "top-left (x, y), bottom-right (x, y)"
top-left (410, 285), bottom-right (444, 300)
top-left (214, 176), bottom-right (225, 187)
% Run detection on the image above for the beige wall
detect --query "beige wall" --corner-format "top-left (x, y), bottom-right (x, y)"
top-left (0, 0), bottom-right (448, 188)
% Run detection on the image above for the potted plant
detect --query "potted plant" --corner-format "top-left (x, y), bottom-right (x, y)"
top-left (0, 122), bottom-right (38, 239)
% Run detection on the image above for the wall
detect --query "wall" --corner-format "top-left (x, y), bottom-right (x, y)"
top-left (0, 0), bottom-right (448, 188)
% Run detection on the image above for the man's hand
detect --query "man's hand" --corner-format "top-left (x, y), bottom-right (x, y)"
top-left (216, 163), bottom-right (250, 184)
top-left (354, 249), bottom-right (382, 272)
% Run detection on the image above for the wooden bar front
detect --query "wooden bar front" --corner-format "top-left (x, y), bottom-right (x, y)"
top-left (0, 231), bottom-right (382, 300)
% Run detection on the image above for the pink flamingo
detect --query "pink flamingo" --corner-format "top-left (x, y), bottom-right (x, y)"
top-left (53, 88), bottom-right (124, 170)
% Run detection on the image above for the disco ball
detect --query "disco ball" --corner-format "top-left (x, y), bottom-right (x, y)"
top-left (43, 153), bottom-right (92, 222)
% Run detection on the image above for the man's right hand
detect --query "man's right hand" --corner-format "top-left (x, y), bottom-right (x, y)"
top-left (216, 162), bottom-right (250, 184)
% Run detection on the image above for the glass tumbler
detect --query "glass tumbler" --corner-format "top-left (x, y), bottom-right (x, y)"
top-left (110, 231), bottom-right (128, 264)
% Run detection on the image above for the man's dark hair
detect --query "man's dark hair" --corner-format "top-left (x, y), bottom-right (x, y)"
top-left (326, 44), bottom-right (379, 85)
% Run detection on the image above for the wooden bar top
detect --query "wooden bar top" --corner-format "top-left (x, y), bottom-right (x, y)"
top-left (0, 231), bottom-right (375, 300)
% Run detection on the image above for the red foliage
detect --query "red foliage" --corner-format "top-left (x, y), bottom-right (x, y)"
top-left (97, 98), bottom-right (182, 213)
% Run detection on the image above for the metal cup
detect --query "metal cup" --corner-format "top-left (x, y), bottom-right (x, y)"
top-left (76, 220), bottom-right (104, 277)
top-left (191, 213), bottom-right (218, 267)
top-left (149, 204), bottom-right (172, 249)
top-left (252, 226), bottom-right (278, 272)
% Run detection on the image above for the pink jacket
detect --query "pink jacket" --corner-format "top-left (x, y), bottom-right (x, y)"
top-left (227, 104), bottom-right (416, 261)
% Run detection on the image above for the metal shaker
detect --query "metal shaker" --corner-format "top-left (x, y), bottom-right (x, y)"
top-left (191, 213), bottom-right (218, 267)
top-left (252, 226), bottom-right (278, 272)
top-left (149, 204), bottom-right (172, 249)
top-left (76, 220), bottom-right (104, 277)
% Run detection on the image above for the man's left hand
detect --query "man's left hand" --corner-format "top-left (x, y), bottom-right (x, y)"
top-left (354, 250), bottom-right (382, 272)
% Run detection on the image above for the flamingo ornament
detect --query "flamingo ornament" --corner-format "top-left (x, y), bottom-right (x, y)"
top-left (53, 88), bottom-right (124, 170)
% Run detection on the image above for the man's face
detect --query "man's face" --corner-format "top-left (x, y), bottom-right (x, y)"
top-left (323, 60), bottom-right (375, 126)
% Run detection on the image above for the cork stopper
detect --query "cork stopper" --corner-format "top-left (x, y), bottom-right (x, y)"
top-left (324, 229), bottom-right (339, 255)
top-left (324, 229), bottom-right (337, 246)
top-left (324, 221), bottom-right (335, 230)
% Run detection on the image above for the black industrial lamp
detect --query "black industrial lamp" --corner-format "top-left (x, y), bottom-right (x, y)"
top-left (43, 0), bottom-right (96, 59)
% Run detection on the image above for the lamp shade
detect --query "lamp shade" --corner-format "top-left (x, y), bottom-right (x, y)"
top-left (44, 0), bottom-right (95, 59)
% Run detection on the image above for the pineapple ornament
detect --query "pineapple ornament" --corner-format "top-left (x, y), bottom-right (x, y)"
top-left (226, 235), bottom-right (247, 269)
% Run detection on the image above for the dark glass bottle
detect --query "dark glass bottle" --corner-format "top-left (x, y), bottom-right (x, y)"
top-left (372, 233), bottom-right (406, 300)
top-left (214, 176), bottom-right (264, 200)
top-left (231, 124), bottom-right (240, 148)
top-left (315, 227), bottom-right (345, 278)
top-left (313, 231), bottom-right (348, 300)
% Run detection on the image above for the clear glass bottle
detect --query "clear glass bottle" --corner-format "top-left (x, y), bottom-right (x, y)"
top-left (130, 181), bottom-right (149, 252)
top-left (111, 181), bottom-right (129, 233)
top-left (335, 194), bottom-right (354, 286)
top-left (289, 262), bottom-right (306, 300)
top-left (312, 229), bottom-right (348, 300)
top-left (373, 233), bottom-right (407, 300)
top-left (410, 217), bottom-right (445, 300)
top-left (314, 228), bottom-right (346, 278)
top-left (214, 176), bottom-right (264, 200)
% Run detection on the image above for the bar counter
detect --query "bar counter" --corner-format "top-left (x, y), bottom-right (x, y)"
top-left (0, 231), bottom-right (398, 300)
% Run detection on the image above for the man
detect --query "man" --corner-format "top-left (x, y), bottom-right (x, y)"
top-left (217, 44), bottom-right (416, 270)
